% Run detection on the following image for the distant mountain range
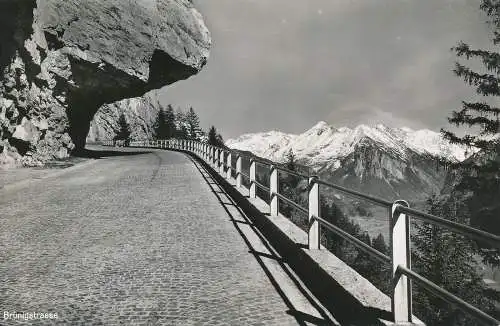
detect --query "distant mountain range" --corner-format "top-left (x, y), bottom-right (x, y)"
top-left (226, 121), bottom-right (475, 203)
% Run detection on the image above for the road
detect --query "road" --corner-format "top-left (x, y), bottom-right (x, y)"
top-left (0, 146), bottom-right (332, 326)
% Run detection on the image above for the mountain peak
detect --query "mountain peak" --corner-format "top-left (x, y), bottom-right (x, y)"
top-left (311, 121), bottom-right (330, 129)
top-left (227, 121), bottom-right (472, 164)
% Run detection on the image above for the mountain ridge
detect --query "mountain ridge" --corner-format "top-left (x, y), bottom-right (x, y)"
top-left (226, 121), bottom-right (473, 202)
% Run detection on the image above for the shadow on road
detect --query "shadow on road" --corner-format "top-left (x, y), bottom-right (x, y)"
top-left (185, 153), bottom-right (337, 326)
top-left (184, 150), bottom-right (392, 326)
top-left (72, 148), bottom-right (152, 159)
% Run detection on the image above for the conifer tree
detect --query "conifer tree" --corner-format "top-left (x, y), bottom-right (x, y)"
top-left (285, 149), bottom-right (296, 171)
top-left (165, 104), bottom-right (176, 139)
top-left (114, 113), bottom-right (132, 145)
top-left (152, 108), bottom-right (168, 140)
top-left (280, 149), bottom-right (300, 218)
top-left (186, 107), bottom-right (201, 140)
top-left (175, 109), bottom-right (189, 139)
top-left (412, 195), bottom-right (497, 326)
top-left (371, 233), bottom-right (391, 293)
top-left (441, 0), bottom-right (500, 239)
top-left (208, 126), bottom-right (225, 147)
top-left (208, 126), bottom-right (218, 146)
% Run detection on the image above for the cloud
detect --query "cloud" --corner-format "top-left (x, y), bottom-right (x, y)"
top-left (159, 0), bottom-right (492, 139)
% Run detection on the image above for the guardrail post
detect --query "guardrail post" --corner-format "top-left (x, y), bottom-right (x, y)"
top-left (308, 176), bottom-right (320, 249)
top-left (236, 155), bottom-right (242, 188)
top-left (391, 200), bottom-right (412, 324)
top-left (250, 159), bottom-right (256, 198)
top-left (226, 152), bottom-right (232, 179)
top-left (219, 150), bottom-right (225, 175)
top-left (270, 165), bottom-right (279, 216)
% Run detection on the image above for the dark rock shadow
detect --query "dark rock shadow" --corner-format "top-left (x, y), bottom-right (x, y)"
top-left (72, 148), bottom-right (151, 159)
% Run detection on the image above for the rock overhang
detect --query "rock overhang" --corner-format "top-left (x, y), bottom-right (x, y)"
top-left (0, 0), bottom-right (211, 166)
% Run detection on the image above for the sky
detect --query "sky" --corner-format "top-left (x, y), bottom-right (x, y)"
top-left (158, 0), bottom-right (495, 140)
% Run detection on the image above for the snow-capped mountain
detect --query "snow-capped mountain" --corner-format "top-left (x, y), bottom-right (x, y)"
top-left (226, 121), bottom-right (473, 201)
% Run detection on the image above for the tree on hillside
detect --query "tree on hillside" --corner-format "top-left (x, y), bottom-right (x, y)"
top-left (412, 195), bottom-right (498, 326)
top-left (441, 0), bottom-right (500, 241)
top-left (165, 104), bottom-right (176, 139)
top-left (175, 109), bottom-right (189, 139)
top-left (371, 233), bottom-right (391, 293)
top-left (153, 108), bottom-right (168, 140)
top-left (186, 107), bottom-right (202, 140)
top-left (318, 199), bottom-right (391, 293)
top-left (280, 149), bottom-right (301, 219)
top-left (114, 113), bottom-right (131, 145)
top-left (208, 126), bottom-right (225, 147)
top-left (286, 149), bottom-right (296, 171)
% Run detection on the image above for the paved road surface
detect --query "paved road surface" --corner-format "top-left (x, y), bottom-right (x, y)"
top-left (0, 147), bottom-right (332, 325)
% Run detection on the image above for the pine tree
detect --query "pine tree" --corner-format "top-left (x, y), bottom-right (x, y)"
top-left (208, 126), bottom-right (218, 146)
top-left (280, 149), bottom-right (300, 218)
top-left (208, 126), bottom-right (225, 147)
top-left (175, 109), bottom-right (189, 139)
top-left (371, 233), bottom-right (391, 294)
top-left (165, 104), bottom-right (176, 139)
top-left (352, 232), bottom-right (373, 276)
top-left (153, 108), bottom-right (168, 140)
top-left (441, 0), bottom-right (500, 240)
top-left (186, 107), bottom-right (201, 140)
top-left (216, 133), bottom-right (225, 148)
top-left (412, 195), bottom-right (497, 326)
top-left (114, 113), bottom-right (132, 145)
top-left (285, 149), bottom-right (296, 171)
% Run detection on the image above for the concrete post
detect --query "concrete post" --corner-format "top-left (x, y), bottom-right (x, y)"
top-left (308, 176), bottom-right (320, 250)
top-left (236, 155), bottom-right (242, 188)
top-left (219, 150), bottom-right (225, 175)
top-left (391, 200), bottom-right (412, 324)
top-left (226, 152), bottom-right (232, 179)
top-left (249, 159), bottom-right (256, 198)
top-left (270, 165), bottom-right (279, 216)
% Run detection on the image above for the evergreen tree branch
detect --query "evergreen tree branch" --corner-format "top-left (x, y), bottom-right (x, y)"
top-left (448, 108), bottom-right (500, 134)
top-left (454, 63), bottom-right (500, 96)
top-left (453, 42), bottom-right (500, 74)
top-left (462, 101), bottom-right (500, 116)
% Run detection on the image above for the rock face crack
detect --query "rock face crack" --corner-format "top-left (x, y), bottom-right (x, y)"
top-left (0, 0), bottom-right (211, 167)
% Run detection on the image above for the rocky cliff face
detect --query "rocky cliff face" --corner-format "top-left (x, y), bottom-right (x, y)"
top-left (0, 0), bottom-right (211, 167)
top-left (320, 138), bottom-right (445, 201)
top-left (86, 92), bottom-right (161, 142)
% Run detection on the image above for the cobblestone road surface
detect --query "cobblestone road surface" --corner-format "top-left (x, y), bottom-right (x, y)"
top-left (0, 147), bottom-right (332, 325)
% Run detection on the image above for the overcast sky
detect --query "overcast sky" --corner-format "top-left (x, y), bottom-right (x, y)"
top-left (158, 0), bottom-right (494, 140)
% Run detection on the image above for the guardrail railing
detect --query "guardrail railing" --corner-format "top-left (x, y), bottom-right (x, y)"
top-left (102, 138), bottom-right (500, 325)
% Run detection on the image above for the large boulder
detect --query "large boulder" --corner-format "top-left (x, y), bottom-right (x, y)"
top-left (0, 0), bottom-right (211, 167)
